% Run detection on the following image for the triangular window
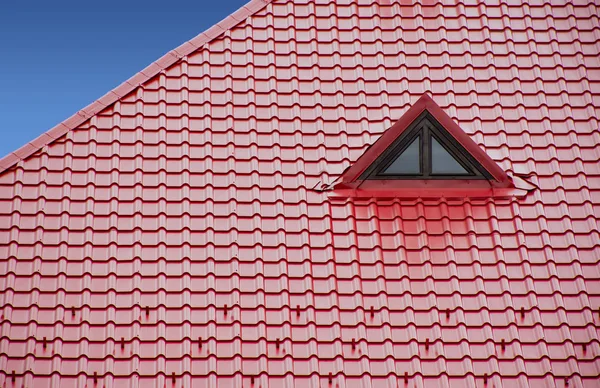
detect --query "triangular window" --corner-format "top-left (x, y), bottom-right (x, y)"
top-left (359, 112), bottom-right (492, 180)
top-left (334, 94), bottom-right (516, 198)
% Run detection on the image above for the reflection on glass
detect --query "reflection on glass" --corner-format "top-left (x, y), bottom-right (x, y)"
top-left (431, 137), bottom-right (469, 174)
top-left (382, 137), bottom-right (420, 174)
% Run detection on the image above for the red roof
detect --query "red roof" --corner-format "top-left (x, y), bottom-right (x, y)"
top-left (1, 0), bottom-right (600, 387)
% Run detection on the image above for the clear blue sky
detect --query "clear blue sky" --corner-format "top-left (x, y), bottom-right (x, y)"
top-left (0, 0), bottom-right (247, 158)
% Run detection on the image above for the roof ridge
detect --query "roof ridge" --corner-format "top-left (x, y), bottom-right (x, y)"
top-left (0, 0), bottom-right (273, 174)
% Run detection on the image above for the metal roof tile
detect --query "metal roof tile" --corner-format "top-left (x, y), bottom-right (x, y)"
top-left (1, 0), bottom-right (600, 386)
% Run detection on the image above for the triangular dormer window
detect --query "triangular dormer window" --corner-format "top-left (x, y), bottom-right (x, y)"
top-left (333, 94), bottom-right (519, 198)
top-left (361, 111), bottom-right (492, 180)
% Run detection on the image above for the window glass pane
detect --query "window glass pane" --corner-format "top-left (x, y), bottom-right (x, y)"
top-left (381, 137), bottom-right (420, 174)
top-left (431, 136), bottom-right (469, 174)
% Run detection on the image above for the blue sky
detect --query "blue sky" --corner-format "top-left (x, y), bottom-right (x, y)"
top-left (0, 0), bottom-right (247, 158)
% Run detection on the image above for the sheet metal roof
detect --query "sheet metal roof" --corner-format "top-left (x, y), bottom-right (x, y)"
top-left (1, 0), bottom-right (600, 387)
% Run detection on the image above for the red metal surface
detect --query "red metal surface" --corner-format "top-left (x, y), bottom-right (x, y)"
top-left (1, 0), bottom-right (600, 387)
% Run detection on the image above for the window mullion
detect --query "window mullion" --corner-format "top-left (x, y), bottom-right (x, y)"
top-left (423, 124), bottom-right (430, 177)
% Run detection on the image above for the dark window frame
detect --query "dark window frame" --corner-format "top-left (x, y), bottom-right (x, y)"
top-left (378, 132), bottom-right (423, 176)
top-left (359, 111), bottom-right (493, 180)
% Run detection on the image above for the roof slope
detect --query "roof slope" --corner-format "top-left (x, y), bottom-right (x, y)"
top-left (1, 0), bottom-right (600, 387)
top-left (0, 0), bottom-right (273, 173)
